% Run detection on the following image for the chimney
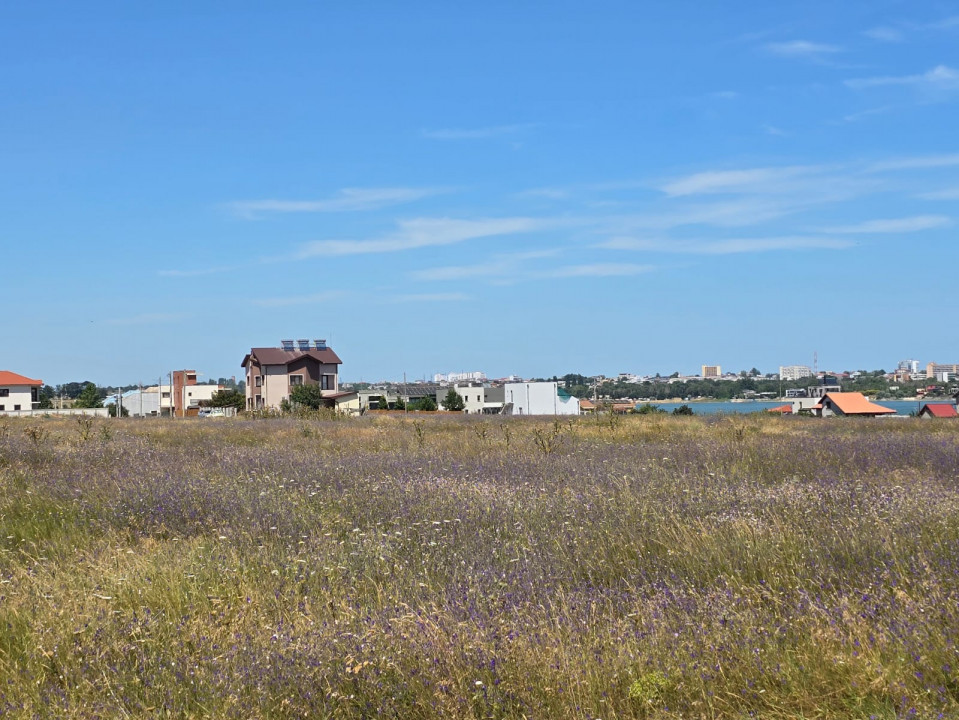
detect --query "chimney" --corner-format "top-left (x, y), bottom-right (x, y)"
top-left (297, 339), bottom-right (310, 352)
top-left (281, 339), bottom-right (295, 352)
top-left (314, 339), bottom-right (327, 349)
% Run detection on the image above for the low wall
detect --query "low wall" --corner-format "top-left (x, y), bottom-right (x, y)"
top-left (0, 408), bottom-right (111, 418)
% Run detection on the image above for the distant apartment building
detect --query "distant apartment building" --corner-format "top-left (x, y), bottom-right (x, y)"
top-left (434, 371), bottom-right (487, 384)
top-left (0, 370), bottom-right (43, 414)
top-left (242, 339), bottom-right (342, 411)
top-left (926, 362), bottom-right (959, 381)
top-left (701, 365), bottom-right (722, 379)
top-left (898, 359), bottom-right (921, 375)
top-left (779, 365), bottom-right (813, 381)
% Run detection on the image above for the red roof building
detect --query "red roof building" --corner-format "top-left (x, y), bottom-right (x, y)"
top-left (918, 403), bottom-right (958, 419)
top-left (812, 392), bottom-right (896, 417)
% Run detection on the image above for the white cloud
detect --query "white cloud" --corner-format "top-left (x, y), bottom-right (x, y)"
top-left (660, 165), bottom-right (827, 196)
top-left (545, 263), bottom-right (653, 278)
top-left (229, 187), bottom-right (447, 218)
top-left (412, 250), bottom-right (560, 282)
top-left (868, 153), bottom-right (959, 171)
top-left (863, 26), bottom-right (903, 42)
top-left (392, 293), bottom-right (470, 302)
top-left (917, 187), bottom-right (959, 200)
top-left (764, 40), bottom-right (842, 59)
top-left (253, 291), bottom-right (347, 308)
top-left (297, 217), bottom-right (549, 257)
top-left (820, 215), bottom-right (951, 234)
top-left (421, 123), bottom-right (539, 140)
top-left (597, 236), bottom-right (853, 254)
top-left (846, 65), bottom-right (959, 91)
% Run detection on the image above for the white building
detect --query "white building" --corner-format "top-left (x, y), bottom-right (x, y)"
top-left (434, 371), bottom-right (487, 384)
top-left (779, 365), bottom-right (813, 381)
top-left (439, 384), bottom-right (505, 414)
top-left (897, 359), bottom-right (920, 375)
top-left (0, 370), bottom-right (43, 414)
top-left (503, 382), bottom-right (580, 416)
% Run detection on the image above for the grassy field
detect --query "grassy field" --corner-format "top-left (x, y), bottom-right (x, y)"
top-left (1, 413), bottom-right (958, 718)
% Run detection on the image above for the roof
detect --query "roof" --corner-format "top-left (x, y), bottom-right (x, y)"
top-left (820, 392), bottom-right (895, 415)
top-left (242, 346), bottom-right (342, 368)
top-left (0, 370), bottom-right (42, 386)
top-left (920, 404), bottom-right (958, 418)
top-left (579, 399), bottom-right (596, 409)
top-left (766, 404), bottom-right (793, 414)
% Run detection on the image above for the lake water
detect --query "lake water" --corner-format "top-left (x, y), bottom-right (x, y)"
top-left (638, 400), bottom-right (953, 416)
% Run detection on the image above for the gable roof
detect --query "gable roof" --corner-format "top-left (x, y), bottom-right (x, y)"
top-left (821, 392), bottom-right (895, 415)
top-left (920, 403), bottom-right (958, 418)
top-left (0, 370), bottom-right (43, 386)
top-left (242, 346), bottom-right (342, 368)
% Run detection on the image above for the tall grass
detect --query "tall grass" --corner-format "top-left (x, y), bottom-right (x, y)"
top-left (0, 413), bottom-right (957, 717)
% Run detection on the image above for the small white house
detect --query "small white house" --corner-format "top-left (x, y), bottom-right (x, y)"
top-left (0, 370), bottom-right (43, 414)
top-left (504, 382), bottom-right (580, 416)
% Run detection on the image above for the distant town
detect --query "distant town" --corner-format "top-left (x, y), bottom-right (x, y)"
top-left (2, 342), bottom-right (957, 419)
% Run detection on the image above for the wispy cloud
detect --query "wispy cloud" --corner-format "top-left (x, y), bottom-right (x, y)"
top-left (820, 215), bottom-right (951, 234)
top-left (229, 187), bottom-right (447, 219)
top-left (597, 236), bottom-right (853, 254)
top-left (297, 217), bottom-right (551, 258)
top-left (764, 40), bottom-right (842, 60)
top-left (158, 265), bottom-right (240, 278)
top-left (660, 165), bottom-right (827, 196)
top-left (763, 124), bottom-right (788, 137)
top-left (544, 263), bottom-right (654, 278)
top-left (868, 153), bottom-right (959, 171)
top-left (392, 293), bottom-right (470, 303)
top-left (863, 26), bottom-right (903, 42)
top-left (917, 187), bottom-right (959, 200)
top-left (411, 250), bottom-right (560, 282)
top-left (846, 65), bottom-right (959, 93)
top-left (253, 291), bottom-right (347, 308)
top-left (106, 312), bottom-right (188, 326)
top-left (421, 123), bottom-right (539, 140)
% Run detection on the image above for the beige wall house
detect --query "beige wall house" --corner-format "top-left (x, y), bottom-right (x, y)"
top-left (0, 370), bottom-right (43, 414)
top-left (242, 339), bottom-right (342, 411)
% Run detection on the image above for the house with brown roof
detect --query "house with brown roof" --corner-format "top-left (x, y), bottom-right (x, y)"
top-left (918, 403), bottom-right (958, 419)
top-left (0, 370), bottom-right (43, 414)
top-left (241, 339), bottom-right (344, 411)
top-left (811, 392), bottom-right (896, 418)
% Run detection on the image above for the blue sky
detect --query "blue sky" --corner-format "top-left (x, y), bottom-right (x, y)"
top-left (3, 1), bottom-right (958, 385)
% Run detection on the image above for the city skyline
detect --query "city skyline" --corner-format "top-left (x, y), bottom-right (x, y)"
top-left (3, 2), bottom-right (958, 385)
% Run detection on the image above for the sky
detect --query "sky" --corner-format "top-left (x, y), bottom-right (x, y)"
top-left (2, 1), bottom-right (958, 385)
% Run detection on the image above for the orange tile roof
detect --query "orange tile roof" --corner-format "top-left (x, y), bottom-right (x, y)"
top-left (579, 399), bottom-right (596, 409)
top-left (822, 392), bottom-right (895, 415)
top-left (0, 370), bottom-right (42, 386)
top-left (921, 404), bottom-right (958, 418)
top-left (767, 404), bottom-right (793, 414)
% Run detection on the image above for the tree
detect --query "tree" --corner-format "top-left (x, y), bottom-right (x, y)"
top-left (672, 404), bottom-right (694, 416)
top-left (289, 384), bottom-right (326, 410)
top-left (441, 389), bottom-right (465, 411)
top-left (108, 403), bottom-right (129, 417)
top-left (393, 396), bottom-right (406, 411)
top-left (414, 395), bottom-right (437, 411)
top-left (209, 389), bottom-right (245, 410)
top-left (73, 383), bottom-right (103, 408)
top-left (636, 403), bottom-right (666, 415)
top-left (38, 385), bottom-right (56, 409)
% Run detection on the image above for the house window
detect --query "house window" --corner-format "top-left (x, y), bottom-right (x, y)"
top-left (322, 374), bottom-right (334, 390)
top-left (31, 388), bottom-right (38, 402)
top-left (255, 376), bottom-right (262, 387)
top-left (0, 405), bottom-right (4, 411)
top-left (13, 405), bottom-right (20, 411)
top-left (0, 389), bottom-right (8, 397)
top-left (289, 375), bottom-right (304, 386)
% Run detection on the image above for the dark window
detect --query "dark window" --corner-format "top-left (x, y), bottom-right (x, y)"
top-left (255, 376), bottom-right (262, 387)
top-left (13, 405), bottom-right (20, 411)
top-left (0, 389), bottom-right (8, 397)
top-left (289, 375), bottom-right (304, 386)
top-left (0, 405), bottom-right (4, 411)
